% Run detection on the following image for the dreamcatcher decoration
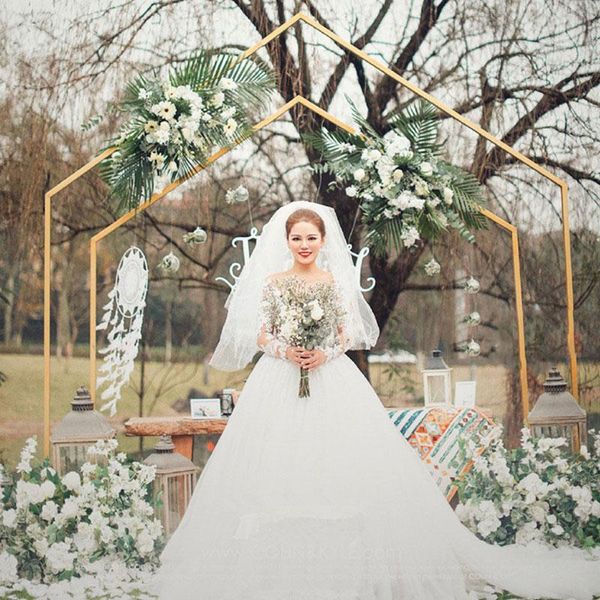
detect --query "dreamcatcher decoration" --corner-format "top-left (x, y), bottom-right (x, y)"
top-left (96, 246), bottom-right (149, 416)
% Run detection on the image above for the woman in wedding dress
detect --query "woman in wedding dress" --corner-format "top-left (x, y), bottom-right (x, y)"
top-left (145, 200), bottom-right (600, 600)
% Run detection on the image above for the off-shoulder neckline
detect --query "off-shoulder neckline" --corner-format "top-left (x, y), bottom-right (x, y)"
top-left (267, 273), bottom-right (334, 288)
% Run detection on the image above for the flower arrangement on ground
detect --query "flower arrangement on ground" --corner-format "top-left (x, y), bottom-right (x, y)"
top-left (0, 436), bottom-right (164, 594)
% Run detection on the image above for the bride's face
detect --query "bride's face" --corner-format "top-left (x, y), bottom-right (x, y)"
top-left (287, 221), bottom-right (324, 265)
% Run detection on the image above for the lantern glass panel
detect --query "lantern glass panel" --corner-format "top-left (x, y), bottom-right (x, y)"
top-left (427, 374), bottom-right (448, 404)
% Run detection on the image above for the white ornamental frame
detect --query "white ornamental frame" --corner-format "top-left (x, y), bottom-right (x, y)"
top-left (95, 246), bottom-right (149, 416)
top-left (215, 227), bottom-right (375, 293)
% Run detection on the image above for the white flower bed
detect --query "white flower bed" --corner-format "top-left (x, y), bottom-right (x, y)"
top-left (0, 437), bottom-right (165, 598)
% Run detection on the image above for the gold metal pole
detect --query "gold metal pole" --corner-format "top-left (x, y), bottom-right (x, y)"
top-left (42, 148), bottom-right (114, 456)
top-left (560, 183), bottom-right (578, 398)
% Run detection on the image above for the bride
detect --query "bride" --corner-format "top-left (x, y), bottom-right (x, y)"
top-left (145, 200), bottom-right (600, 600)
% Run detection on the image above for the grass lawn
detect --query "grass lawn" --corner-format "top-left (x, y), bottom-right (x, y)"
top-left (0, 352), bottom-right (514, 470)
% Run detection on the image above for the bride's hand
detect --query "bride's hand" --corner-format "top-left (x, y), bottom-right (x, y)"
top-left (285, 346), bottom-right (312, 366)
top-left (300, 348), bottom-right (326, 371)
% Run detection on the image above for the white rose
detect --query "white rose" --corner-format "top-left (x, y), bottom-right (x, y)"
top-left (546, 514), bottom-right (557, 525)
top-left (392, 169), bottom-right (404, 182)
top-left (310, 304), bottom-right (324, 321)
top-left (419, 161), bottom-right (433, 176)
top-left (443, 187), bottom-right (454, 205)
top-left (345, 185), bottom-right (358, 198)
top-left (353, 168), bottom-right (366, 182)
top-left (551, 525), bottom-right (564, 536)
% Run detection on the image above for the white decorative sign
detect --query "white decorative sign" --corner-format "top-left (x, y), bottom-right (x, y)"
top-left (96, 246), bottom-right (149, 416)
top-left (454, 381), bottom-right (477, 408)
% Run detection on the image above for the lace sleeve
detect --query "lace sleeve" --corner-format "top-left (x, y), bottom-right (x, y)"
top-left (256, 279), bottom-right (290, 361)
top-left (321, 281), bottom-right (350, 362)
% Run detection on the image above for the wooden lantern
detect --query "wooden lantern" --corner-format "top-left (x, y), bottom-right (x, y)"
top-left (143, 435), bottom-right (200, 537)
top-left (50, 386), bottom-right (116, 475)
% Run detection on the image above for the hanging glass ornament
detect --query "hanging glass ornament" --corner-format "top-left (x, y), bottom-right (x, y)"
top-left (183, 226), bottom-right (208, 246)
top-left (464, 276), bottom-right (480, 294)
top-left (462, 311), bottom-right (481, 326)
top-left (159, 251), bottom-right (180, 273)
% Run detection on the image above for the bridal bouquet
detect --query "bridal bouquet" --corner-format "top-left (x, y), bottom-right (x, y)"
top-left (261, 276), bottom-right (346, 397)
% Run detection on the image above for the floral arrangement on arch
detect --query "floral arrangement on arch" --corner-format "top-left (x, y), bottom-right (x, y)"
top-left (454, 426), bottom-right (600, 551)
top-left (97, 50), bottom-right (275, 213)
top-left (304, 98), bottom-right (488, 259)
top-left (0, 436), bottom-right (164, 593)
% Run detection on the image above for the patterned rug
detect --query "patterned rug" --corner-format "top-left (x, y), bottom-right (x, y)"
top-left (387, 405), bottom-right (496, 501)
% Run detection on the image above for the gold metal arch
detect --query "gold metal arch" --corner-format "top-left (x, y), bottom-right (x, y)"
top-left (43, 11), bottom-right (577, 457)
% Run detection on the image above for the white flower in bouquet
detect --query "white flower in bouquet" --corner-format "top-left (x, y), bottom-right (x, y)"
top-left (150, 151), bottom-right (165, 169)
top-left (224, 117), bottom-right (238, 136)
top-left (361, 148), bottom-right (381, 164)
top-left (225, 184), bottom-right (249, 204)
top-left (222, 106), bottom-right (237, 120)
top-left (382, 130), bottom-right (411, 158)
top-left (309, 300), bottom-right (324, 321)
top-left (443, 187), bottom-right (454, 205)
top-left (427, 196), bottom-right (441, 208)
top-left (151, 122), bottom-right (171, 145)
top-left (353, 168), bottom-right (366, 182)
top-left (144, 120), bottom-right (159, 133)
top-left (211, 91), bottom-right (225, 107)
top-left (424, 258), bottom-right (441, 276)
top-left (345, 185), bottom-right (358, 197)
top-left (375, 154), bottom-right (396, 184)
top-left (151, 100), bottom-right (177, 121)
top-left (219, 77), bottom-right (238, 90)
top-left (392, 168), bottom-right (404, 182)
top-left (551, 525), bottom-right (565, 536)
top-left (580, 444), bottom-right (591, 459)
top-left (400, 225), bottom-right (420, 248)
top-left (138, 88), bottom-right (150, 100)
top-left (414, 178), bottom-right (429, 197)
top-left (464, 276), bottom-right (480, 293)
top-left (419, 161), bottom-right (434, 176)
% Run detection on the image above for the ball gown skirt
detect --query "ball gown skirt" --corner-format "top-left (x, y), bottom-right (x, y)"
top-left (144, 353), bottom-right (600, 600)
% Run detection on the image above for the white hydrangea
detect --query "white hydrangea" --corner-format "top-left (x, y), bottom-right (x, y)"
top-left (400, 226), bottom-right (420, 248)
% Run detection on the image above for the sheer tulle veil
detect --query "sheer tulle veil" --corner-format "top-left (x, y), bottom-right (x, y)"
top-left (208, 200), bottom-right (380, 371)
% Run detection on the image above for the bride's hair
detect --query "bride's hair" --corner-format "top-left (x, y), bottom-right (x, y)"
top-left (285, 208), bottom-right (326, 239)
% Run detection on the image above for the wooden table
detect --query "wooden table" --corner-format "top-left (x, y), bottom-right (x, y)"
top-left (123, 416), bottom-right (229, 460)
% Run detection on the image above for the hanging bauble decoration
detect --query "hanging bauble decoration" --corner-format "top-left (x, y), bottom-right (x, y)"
top-left (463, 338), bottom-right (481, 356)
top-left (423, 258), bottom-right (441, 277)
top-left (464, 276), bottom-right (480, 294)
top-left (96, 246), bottom-right (149, 416)
top-left (462, 311), bottom-right (481, 326)
top-left (159, 251), bottom-right (180, 273)
top-left (225, 184), bottom-right (249, 204)
top-left (183, 226), bottom-right (208, 246)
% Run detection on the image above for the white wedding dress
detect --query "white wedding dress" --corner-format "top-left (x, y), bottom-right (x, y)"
top-left (145, 277), bottom-right (600, 600)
